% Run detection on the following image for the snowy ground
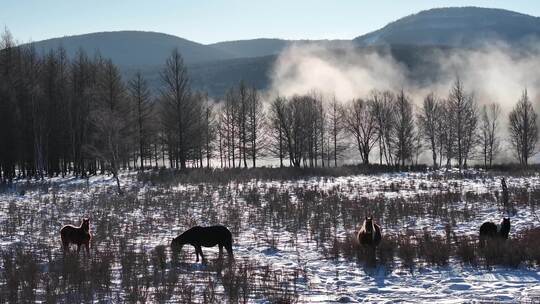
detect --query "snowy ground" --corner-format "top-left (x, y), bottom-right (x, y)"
top-left (1, 170), bottom-right (540, 303)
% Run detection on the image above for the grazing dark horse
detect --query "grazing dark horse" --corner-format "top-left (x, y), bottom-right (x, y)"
top-left (479, 217), bottom-right (510, 247)
top-left (60, 218), bottom-right (92, 254)
top-left (171, 225), bottom-right (233, 262)
top-left (357, 216), bottom-right (382, 246)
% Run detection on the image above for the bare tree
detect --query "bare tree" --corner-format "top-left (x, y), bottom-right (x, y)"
top-left (160, 48), bottom-right (190, 170)
top-left (267, 95), bottom-right (324, 167)
top-left (418, 93), bottom-right (444, 168)
top-left (479, 102), bottom-right (501, 168)
top-left (370, 90), bottom-right (395, 165)
top-left (246, 86), bottom-right (265, 167)
top-left (216, 104), bottom-right (225, 168)
top-left (24, 45), bottom-right (46, 178)
top-left (68, 49), bottom-right (97, 176)
top-left (462, 95), bottom-right (478, 168)
top-left (184, 91), bottom-right (207, 167)
top-left (342, 98), bottom-right (377, 165)
top-left (0, 29), bottom-right (18, 182)
top-left (327, 96), bottom-right (346, 167)
top-left (40, 47), bottom-right (70, 177)
top-left (446, 78), bottom-right (478, 169)
top-left (202, 95), bottom-right (216, 168)
top-left (219, 82), bottom-right (264, 168)
top-left (222, 87), bottom-right (238, 167)
top-left (305, 92), bottom-right (325, 167)
top-left (128, 71), bottom-right (153, 170)
top-left (392, 89), bottom-right (415, 167)
top-left (237, 81), bottom-right (249, 168)
top-left (291, 95), bottom-right (321, 167)
top-left (440, 99), bottom-right (454, 169)
top-left (412, 129), bottom-right (423, 165)
top-left (509, 89), bottom-right (538, 166)
top-left (87, 60), bottom-right (131, 193)
top-left (268, 96), bottom-right (287, 167)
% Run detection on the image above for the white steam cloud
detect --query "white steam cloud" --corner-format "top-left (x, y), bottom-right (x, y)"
top-left (269, 41), bottom-right (540, 113)
top-left (270, 44), bottom-right (407, 100)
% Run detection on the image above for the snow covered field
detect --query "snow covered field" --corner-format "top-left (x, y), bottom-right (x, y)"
top-left (1, 169), bottom-right (540, 303)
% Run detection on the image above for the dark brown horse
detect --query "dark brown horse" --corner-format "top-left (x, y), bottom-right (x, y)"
top-left (171, 225), bottom-right (233, 262)
top-left (60, 218), bottom-right (92, 254)
top-left (479, 217), bottom-right (510, 247)
top-left (357, 216), bottom-right (382, 246)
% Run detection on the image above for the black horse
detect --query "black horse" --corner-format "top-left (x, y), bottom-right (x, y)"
top-left (479, 217), bottom-right (510, 247)
top-left (171, 225), bottom-right (233, 262)
top-left (357, 216), bottom-right (382, 246)
top-left (60, 218), bottom-right (92, 254)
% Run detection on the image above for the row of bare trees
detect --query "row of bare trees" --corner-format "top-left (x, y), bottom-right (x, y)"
top-left (1, 29), bottom-right (539, 183)
top-left (417, 79), bottom-right (480, 170)
top-left (217, 81), bottom-right (265, 168)
top-left (269, 79), bottom-right (538, 170)
top-left (418, 81), bottom-right (538, 169)
top-left (0, 31), bottom-right (216, 186)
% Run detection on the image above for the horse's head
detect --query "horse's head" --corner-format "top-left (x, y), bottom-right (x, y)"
top-left (171, 235), bottom-right (185, 252)
top-left (364, 216), bottom-right (374, 234)
top-left (502, 217), bottom-right (510, 227)
top-left (81, 218), bottom-right (90, 232)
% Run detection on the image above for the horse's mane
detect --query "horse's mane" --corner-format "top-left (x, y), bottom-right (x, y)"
top-left (358, 218), bottom-right (375, 240)
top-left (358, 220), bottom-right (367, 234)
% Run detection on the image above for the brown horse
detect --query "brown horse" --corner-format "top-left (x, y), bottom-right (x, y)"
top-left (171, 225), bottom-right (233, 262)
top-left (479, 217), bottom-right (510, 247)
top-left (60, 218), bottom-right (92, 254)
top-left (357, 216), bottom-right (382, 246)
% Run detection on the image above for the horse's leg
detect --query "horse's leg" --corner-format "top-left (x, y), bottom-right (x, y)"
top-left (366, 245), bottom-right (377, 267)
top-left (77, 244), bottom-right (81, 254)
top-left (375, 226), bottom-right (382, 245)
top-left (219, 244), bottom-right (223, 257)
top-left (194, 245), bottom-right (199, 262)
top-left (85, 242), bottom-right (90, 255)
top-left (358, 233), bottom-right (365, 246)
top-left (197, 246), bottom-right (205, 263)
top-left (61, 234), bottom-right (68, 252)
top-left (225, 242), bottom-right (233, 258)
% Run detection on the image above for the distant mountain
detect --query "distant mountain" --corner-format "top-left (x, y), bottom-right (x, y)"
top-left (209, 38), bottom-right (350, 58)
top-left (125, 55), bottom-right (276, 97)
top-left (354, 7), bottom-right (540, 47)
top-left (129, 45), bottom-right (455, 97)
top-left (24, 7), bottom-right (540, 97)
top-left (209, 39), bottom-right (290, 58)
top-left (30, 31), bottom-right (234, 66)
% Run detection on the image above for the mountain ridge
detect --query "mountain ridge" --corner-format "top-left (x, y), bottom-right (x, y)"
top-left (209, 38), bottom-right (351, 58)
top-left (20, 7), bottom-right (540, 97)
top-left (354, 7), bottom-right (540, 47)
top-left (30, 30), bottom-right (236, 66)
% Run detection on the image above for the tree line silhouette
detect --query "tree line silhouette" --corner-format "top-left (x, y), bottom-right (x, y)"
top-left (0, 29), bottom-right (538, 183)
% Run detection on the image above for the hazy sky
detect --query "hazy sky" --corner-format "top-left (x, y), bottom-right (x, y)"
top-left (1, 0), bottom-right (539, 44)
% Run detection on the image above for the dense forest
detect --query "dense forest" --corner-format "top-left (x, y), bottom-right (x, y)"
top-left (0, 29), bottom-right (538, 184)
